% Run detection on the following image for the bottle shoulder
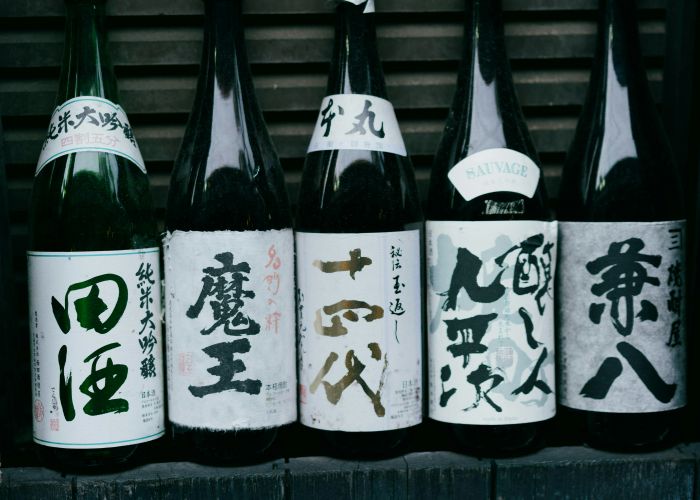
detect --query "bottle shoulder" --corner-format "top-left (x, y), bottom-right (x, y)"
top-left (29, 152), bottom-right (158, 251)
top-left (296, 149), bottom-right (422, 232)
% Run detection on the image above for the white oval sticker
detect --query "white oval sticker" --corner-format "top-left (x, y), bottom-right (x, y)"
top-left (447, 148), bottom-right (541, 201)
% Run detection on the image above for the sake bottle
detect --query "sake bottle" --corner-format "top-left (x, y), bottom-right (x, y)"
top-left (164, 0), bottom-right (296, 462)
top-left (426, 0), bottom-right (556, 456)
top-left (295, 0), bottom-right (423, 457)
top-left (0, 118), bottom-right (14, 459)
top-left (557, 0), bottom-right (686, 451)
top-left (27, 0), bottom-right (164, 470)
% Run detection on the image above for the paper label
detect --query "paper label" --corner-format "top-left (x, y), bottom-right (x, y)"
top-left (427, 221), bottom-right (557, 425)
top-left (36, 96), bottom-right (146, 175)
top-left (307, 94), bottom-right (407, 157)
top-left (558, 221), bottom-right (687, 412)
top-left (297, 231), bottom-right (422, 431)
top-left (28, 249), bottom-right (164, 449)
top-left (163, 230), bottom-right (297, 431)
top-left (448, 148), bottom-right (540, 201)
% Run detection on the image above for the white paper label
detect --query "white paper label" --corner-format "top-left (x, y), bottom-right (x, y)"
top-left (558, 221), bottom-right (687, 413)
top-left (307, 94), bottom-right (407, 157)
top-left (297, 231), bottom-right (422, 431)
top-left (427, 221), bottom-right (557, 425)
top-left (28, 249), bottom-right (164, 449)
top-left (448, 148), bottom-right (540, 202)
top-left (163, 230), bottom-right (297, 431)
top-left (36, 96), bottom-right (146, 175)
top-left (341, 0), bottom-right (375, 13)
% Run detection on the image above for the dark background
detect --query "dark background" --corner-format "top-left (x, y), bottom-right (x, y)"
top-left (1, 0), bottom-right (698, 467)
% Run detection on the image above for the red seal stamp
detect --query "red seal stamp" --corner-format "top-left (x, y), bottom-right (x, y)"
top-left (34, 399), bottom-right (44, 423)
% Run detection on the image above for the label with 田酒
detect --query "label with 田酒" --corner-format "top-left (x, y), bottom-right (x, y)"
top-left (558, 221), bottom-right (687, 413)
top-left (296, 230), bottom-right (422, 431)
top-left (36, 96), bottom-right (146, 176)
top-left (427, 220), bottom-right (557, 425)
top-left (163, 230), bottom-right (297, 431)
top-left (28, 248), bottom-right (164, 449)
top-left (448, 148), bottom-right (541, 202)
top-left (307, 94), bottom-right (407, 157)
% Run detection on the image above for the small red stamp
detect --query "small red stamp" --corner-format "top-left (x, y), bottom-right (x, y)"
top-left (34, 399), bottom-right (44, 423)
top-left (178, 352), bottom-right (192, 376)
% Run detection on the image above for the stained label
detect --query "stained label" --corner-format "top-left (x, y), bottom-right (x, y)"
top-left (164, 230), bottom-right (297, 430)
top-left (558, 221), bottom-right (686, 412)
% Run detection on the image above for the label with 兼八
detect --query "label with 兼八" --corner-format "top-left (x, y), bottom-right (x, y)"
top-left (558, 221), bottom-right (687, 413)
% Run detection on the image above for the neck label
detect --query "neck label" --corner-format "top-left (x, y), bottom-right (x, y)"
top-left (308, 94), bottom-right (407, 157)
top-left (448, 148), bottom-right (540, 201)
top-left (36, 96), bottom-right (146, 175)
top-left (558, 221), bottom-right (687, 413)
top-left (341, 0), bottom-right (375, 13)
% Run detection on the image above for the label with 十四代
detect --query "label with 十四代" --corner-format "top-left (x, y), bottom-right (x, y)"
top-left (558, 221), bottom-right (687, 413)
top-left (28, 248), bottom-right (164, 449)
top-left (163, 230), bottom-right (297, 431)
top-left (296, 230), bottom-right (422, 432)
top-left (427, 220), bottom-right (557, 425)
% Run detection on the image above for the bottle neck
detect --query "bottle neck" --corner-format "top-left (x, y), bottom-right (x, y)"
top-left (460, 0), bottom-right (509, 89)
top-left (196, 0), bottom-right (262, 169)
top-left (58, 1), bottom-right (117, 102)
top-left (590, 0), bottom-right (650, 173)
top-left (593, 0), bottom-right (647, 91)
top-left (455, 0), bottom-right (529, 155)
top-left (328, 3), bottom-right (387, 97)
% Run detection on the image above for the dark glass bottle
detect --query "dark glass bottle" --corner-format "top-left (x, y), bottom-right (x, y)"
top-left (164, 0), bottom-right (296, 463)
top-left (557, 0), bottom-right (685, 451)
top-left (295, 0), bottom-right (423, 457)
top-left (426, 0), bottom-right (554, 456)
top-left (0, 119), bottom-right (14, 460)
top-left (28, 0), bottom-right (164, 470)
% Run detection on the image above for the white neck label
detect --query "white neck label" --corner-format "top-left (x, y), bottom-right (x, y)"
top-left (36, 96), bottom-right (146, 175)
top-left (307, 94), bottom-right (407, 157)
top-left (448, 148), bottom-right (540, 201)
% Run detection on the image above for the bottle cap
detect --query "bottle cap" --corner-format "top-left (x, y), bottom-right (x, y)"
top-left (337, 0), bottom-right (375, 14)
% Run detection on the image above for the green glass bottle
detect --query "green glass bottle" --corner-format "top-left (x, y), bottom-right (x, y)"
top-left (27, 0), bottom-right (165, 470)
